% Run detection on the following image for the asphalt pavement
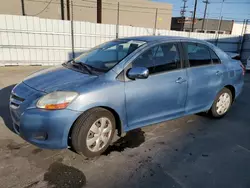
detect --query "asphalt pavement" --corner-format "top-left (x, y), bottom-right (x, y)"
top-left (0, 66), bottom-right (250, 188)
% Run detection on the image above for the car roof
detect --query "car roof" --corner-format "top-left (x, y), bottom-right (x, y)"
top-left (119, 35), bottom-right (202, 43)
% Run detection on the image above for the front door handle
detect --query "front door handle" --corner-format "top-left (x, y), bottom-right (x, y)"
top-left (175, 77), bottom-right (186, 84)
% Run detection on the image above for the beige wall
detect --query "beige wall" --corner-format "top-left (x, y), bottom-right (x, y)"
top-left (0, 0), bottom-right (172, 30)
top-left (0, 0), bottom-right (62, 19)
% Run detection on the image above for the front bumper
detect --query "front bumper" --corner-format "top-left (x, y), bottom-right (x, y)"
top-left (12, 108), bottom-right (81, 149)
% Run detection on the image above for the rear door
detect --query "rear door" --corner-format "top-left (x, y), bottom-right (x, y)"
top-left (183, 42), bottom-right (226, 113)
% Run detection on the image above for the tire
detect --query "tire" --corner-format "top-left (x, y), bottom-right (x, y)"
top-left (71, 108), bottom-right (116, 157)
top-left (210, 88), bottom-right (233, 118)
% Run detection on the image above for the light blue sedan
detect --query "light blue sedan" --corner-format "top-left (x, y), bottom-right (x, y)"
top-left (9, 36), bottom-right (244, 157)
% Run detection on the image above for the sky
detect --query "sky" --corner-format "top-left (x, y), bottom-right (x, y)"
top-left (152, 0), bottom-right (250, 22)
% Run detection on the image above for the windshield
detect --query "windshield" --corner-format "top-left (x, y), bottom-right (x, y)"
top-left (74, 39), bottom-right (146, 72)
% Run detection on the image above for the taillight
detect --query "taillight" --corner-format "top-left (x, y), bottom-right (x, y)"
top-left (240, 63), bottom-right (245, 76)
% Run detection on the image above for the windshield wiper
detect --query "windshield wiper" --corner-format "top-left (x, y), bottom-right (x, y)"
top-left (77, 61), bottom-right (107, 73)
top-left (78, 62), bottom-right (94, 75)
top-left (70, 60), bottom-right (93, 75)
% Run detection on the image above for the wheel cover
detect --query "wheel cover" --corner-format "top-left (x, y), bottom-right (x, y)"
top-left (216, 92), bottom-right (231, 115)
top-left (86, 117), bottom-right (112, 152)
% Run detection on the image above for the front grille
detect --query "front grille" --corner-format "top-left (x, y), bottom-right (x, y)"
top-left (10, 102), bottom-right (19, 108)
top-left (11, 94), bottom-right (25, 102)
top-left (10, 93), bottom-right (25, 109)
top-left (9, 83), bottom-right (44, 129)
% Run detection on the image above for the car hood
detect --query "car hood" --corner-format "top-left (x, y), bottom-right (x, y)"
top-left (23, 65), bottom-right (97, 93)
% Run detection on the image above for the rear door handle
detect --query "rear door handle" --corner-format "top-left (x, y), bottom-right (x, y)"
top-left (175, 77), bottom-right (186, 84)
top-left (216, 71), bottom-right (222, 76)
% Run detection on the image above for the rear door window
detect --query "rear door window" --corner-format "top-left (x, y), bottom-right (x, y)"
top-left (185, 43), bottom-right (212, 67)
top-left (210, 49), bottom-right (221, 64)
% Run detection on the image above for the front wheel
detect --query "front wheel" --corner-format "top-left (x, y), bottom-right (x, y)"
top-left (210, 88), bottom-right (232, 118)
top-left (71, 108), bottom-right (116, 157)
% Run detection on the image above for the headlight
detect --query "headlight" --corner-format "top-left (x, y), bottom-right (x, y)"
top-left (37, 91), bottom-right (78, 110)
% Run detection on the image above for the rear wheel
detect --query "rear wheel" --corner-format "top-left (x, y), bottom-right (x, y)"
top-left (71, 108), bottom-right (115, 157)
top-left (210, 88), bottom-right (232, 118)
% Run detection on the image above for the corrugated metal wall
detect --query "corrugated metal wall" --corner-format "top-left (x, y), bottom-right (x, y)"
top-left (241, 22), bottom-right (250, 62)
top-left (0, 14), bottom-right (242, 66)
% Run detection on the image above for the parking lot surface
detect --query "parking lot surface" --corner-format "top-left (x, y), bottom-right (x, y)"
top-left (0, 66), bottom-right (250, 188)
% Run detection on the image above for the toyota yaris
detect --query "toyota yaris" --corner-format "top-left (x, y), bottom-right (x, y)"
top-left (9, 36), bottom-right (244, 157)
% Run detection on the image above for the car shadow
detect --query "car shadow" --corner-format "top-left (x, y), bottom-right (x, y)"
top-left (103, 128), bottom-right (145, 155)
top-left (0, 84), bottom-right (16, 132)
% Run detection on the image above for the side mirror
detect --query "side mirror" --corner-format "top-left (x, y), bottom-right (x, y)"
top-left (127, 67), bottom-right (149, 80)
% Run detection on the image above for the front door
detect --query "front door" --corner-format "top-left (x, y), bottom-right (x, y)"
top-left (124, 42), bottom-right (188, 129)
